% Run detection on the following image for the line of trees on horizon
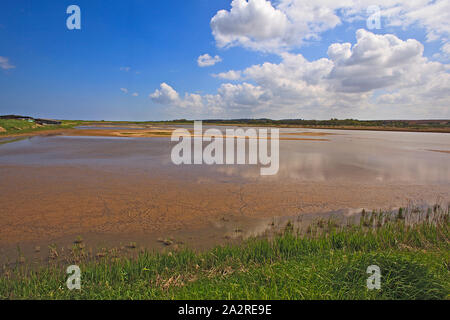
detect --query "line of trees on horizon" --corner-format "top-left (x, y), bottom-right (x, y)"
top-left (164, 118), bottom-right (450, 128)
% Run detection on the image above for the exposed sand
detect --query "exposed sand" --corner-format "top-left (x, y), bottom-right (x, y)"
top-left (428, 149), bottom-right (450, 154)
top-left (1, 127), bottom-right (331, 141)
top-left (0, 163), bottom-right (448, 264)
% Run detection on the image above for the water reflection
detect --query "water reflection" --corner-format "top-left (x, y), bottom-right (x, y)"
top-left (0, 129), bottom-right (449, 184)
top-left (0, 128), bottom-right (449, 253)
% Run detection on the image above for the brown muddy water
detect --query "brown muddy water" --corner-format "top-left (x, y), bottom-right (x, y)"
top-left (0, 126), bottom-right (449, 264)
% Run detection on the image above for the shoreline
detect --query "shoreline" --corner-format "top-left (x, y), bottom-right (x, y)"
top-left (2, 206), bottom-right (448, 300)
top-left (0, 127), bottom-right (333, 141)
top-left (2, 121), bottom-right (450, 139)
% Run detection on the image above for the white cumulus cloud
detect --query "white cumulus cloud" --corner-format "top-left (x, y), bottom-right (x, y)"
top-left (327, 29), bottom-right (429, 93)
top-left (150, 83), bottom-right (203, 111)
top-left (213, 70), bottom-right (242, 80)
top-left (151, 30), bottom-right (450, 119)
top-left (210, 0), bottom-right (450, 53)
top-left (211, 0), bottom-right (291, 52)
top-left (197, 54), bottom-right (222, 67)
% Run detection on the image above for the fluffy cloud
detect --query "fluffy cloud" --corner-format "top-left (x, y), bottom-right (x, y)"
top-left (149, 1), bottom-right (450, 119)
top-left (150, 83), bottom-right (203, 111)
top-left (242, 30), bottom-right (450, 116)
top-left (120, 88), bottom-right (128, 94)
top-left (197, 54), bottom-right (222, 67)
top-left (211, 0), bottom-right (290, 51)
top-left (327, 29), bottom-right (430, 93)
top-left (210, 0), bottom-right (450, 52)
top-left (150, 82), bottom-right (269, 116)
top-left (0, 56), bottom-right (15, 70)
top-left (217, 82), bottom-right (268, 108)
top-left (381, 0), bottom-right (450, 42)
top-left (150, 83), bottom-right (180, 104)
top-left (213, 70), bottom-right (242, 80)
top-left (151, 30), bottom-right (450, 119)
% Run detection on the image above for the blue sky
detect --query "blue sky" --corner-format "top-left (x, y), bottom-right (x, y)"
top-left (1, 0), bottom-right (449, 120)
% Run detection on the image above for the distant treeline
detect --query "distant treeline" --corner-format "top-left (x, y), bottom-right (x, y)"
top-left (166, 118), bottom-right (450, 128)
top-left (0, 115), bottom-right (61, 125)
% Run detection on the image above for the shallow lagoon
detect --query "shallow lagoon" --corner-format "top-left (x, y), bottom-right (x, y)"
top-left (0, 126), bottom-right (449, 261)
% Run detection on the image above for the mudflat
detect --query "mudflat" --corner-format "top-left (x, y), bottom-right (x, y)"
top-left (0, 126), bottom-right (449, 263)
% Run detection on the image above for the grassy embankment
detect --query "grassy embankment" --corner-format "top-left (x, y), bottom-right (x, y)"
top-left (0, 119), bottom-right (86, 137)
top-left (1, 206), bottom-right (449, 300)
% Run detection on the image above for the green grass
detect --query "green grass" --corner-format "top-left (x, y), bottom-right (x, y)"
top-left (0, 119), bottom-right (84, 136)
top-left (1, 207), bottom-right (449, 300)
